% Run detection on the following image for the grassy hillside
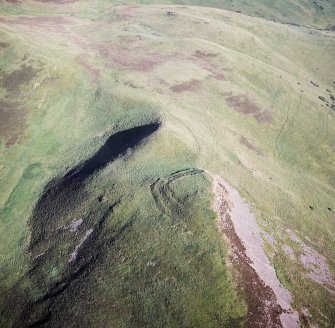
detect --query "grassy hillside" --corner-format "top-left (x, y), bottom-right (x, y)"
top-left (177, 0), bottom-right (335, 29)
top-left (0, 0), bottom-right (335, 327)
top-left (1, 0), bottom-right (334, 29)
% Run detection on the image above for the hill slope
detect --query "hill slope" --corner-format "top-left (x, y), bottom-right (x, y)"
top-left (0, 1), bottom-right (335, 327)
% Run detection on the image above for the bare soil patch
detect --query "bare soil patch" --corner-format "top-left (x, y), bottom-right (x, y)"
top-left (170, 79), bottom-right (202, 93)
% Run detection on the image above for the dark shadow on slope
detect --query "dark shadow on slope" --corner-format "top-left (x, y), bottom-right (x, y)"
top-left (29, 123), bottom-right (160, 250)
top-left (62, 123), bottom-right (160, 184)
top-left (2, 123), bottom-right (160, 327)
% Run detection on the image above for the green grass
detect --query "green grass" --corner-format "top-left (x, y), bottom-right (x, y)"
top-left (0, 1), bottom-right (334, 327)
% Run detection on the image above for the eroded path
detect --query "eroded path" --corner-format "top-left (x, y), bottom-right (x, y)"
top-left (211, 174), bottom-right (300, 328)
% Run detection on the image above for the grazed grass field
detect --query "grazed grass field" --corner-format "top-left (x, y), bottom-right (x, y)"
top-left (0, 0), bottom-right (334, 327)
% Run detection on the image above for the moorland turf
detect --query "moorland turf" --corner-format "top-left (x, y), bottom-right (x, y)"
top-left (0, 0), bottom-right (335, 327)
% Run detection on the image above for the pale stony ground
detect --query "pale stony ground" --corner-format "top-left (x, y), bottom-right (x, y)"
top-left (211, 173), bottom-right (300, 328)
top-left (287, 229), bottom-right (335, 295)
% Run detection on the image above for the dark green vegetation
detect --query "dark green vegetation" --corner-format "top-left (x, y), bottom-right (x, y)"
top-left (0, 0), bottom-right (335, 327)
top-left (3, 155), bottom-right (244, 327)
top-left (169, 0), bottom-right (335, 29)
top-left (0, 58), bottom-right (42, 146)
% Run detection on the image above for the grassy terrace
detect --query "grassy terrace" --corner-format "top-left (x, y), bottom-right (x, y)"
top-left (0, 1), bottom-right (334, 327)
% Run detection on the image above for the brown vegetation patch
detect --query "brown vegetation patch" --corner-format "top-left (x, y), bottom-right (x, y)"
top-left (0, 0), bottom-right (21, 3)
top-left (76, 56), bottom-right (101, 84)
top-left (157, 78), bottom-right (169, 86)
top-left (0, 100), bottom-right (27, 147)
top-left (193, 50), bottom-right (218, 59)
top-left (65, 33), bottom-right (93, 51)
top-left (0, 63), bottom-right (41, 95)
top-left (97, 39), bottom-right (163, 72)
top-left (0, 16), bottom-right (72, 26)
top-left (225, 94), bottom-right (272, 124)
top-left (220, 91), bottom-right (233, 97)
top-left (170, 79), bottom-right (202, 93)
top-left (210, 72), bottom-right (226, 81)
top-left (98, 43), bottom-right (164, 72)
top-left (97, 35), bottom-right (183, 73)
top-left (36, 0), bottom-right (78, 3)
top-left (201, 63), bottom-right (226, 81)
top-left (113, 55), bottom-right (158, 71)
top-left (124, 81), bottom-right (138, 88)
top-left (226, 94), bottom-right (261, 114)
top-left (0, 42), bottom-right (9, 48)
top-left (118, 5), bottom-right (141, 21)
top-left (215, 181), bottom-right (283, 327)
top-left (0, 16), bottom-right (74, 33)
top-left (239, 136), bottom-right (262, 155)
top-left (254, 111), bottom-right (273, 124)
top-left (0, 60), bottom-right (42, 147)
top-left (191, 53), bottom-right (227, 81)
